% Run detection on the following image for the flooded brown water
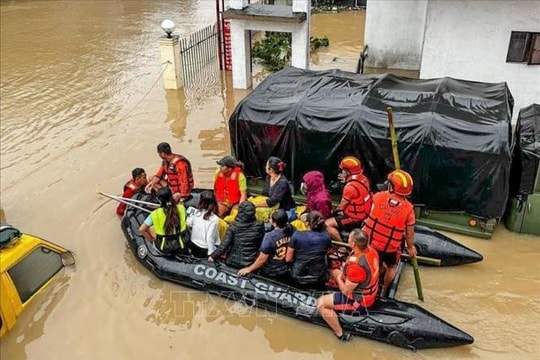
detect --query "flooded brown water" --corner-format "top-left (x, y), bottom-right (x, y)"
top-left (1, 2), bottom-right (539, 359)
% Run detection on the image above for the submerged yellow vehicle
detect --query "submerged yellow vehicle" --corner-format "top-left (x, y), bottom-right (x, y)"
top-left (0, 224), bottom-right (74, 338)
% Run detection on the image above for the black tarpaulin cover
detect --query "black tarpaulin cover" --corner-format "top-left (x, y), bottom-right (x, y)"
top-left (510, 104), bottom-right (540, 195)
top-left (229, 67), bottom-right (513, 219)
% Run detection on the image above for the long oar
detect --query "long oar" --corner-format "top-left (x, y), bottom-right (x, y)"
top-left (96, 190), bottom-right (151, 213)
top-left (330, 241), bottom-right (441, 266)
top-left (97, 190), bottom-right (159, 207)
top-left (387, 107), bottom-right (424, 301)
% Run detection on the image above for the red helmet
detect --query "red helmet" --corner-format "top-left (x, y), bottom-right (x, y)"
top-left (387, 169), bottom-right (413, 196)
top-left (339, 156), bottom-right (363, 174)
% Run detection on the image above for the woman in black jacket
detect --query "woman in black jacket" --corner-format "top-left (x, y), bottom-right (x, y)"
top-left (252, 156), bottom-right (296, 221)
top-left (209, 201), bottom-right (265, 268)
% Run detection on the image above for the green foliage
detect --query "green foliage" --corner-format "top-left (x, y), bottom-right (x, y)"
top-left (252, 32), bottom-right (330, 72)
top-left (310, 36), bottom-right (329, 50)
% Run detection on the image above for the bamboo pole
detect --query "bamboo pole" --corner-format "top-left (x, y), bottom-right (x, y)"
top-left (387, 106), bottom-right (424, 302)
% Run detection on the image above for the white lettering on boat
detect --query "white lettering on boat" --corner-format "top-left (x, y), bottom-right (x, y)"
top-left (194, 264), bottom-right (238, 286)
top-left (193, 264), bottom-right (317, 306)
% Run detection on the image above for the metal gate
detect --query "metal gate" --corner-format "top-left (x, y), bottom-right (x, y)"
top-left (179, 23), bottom-right (220, 88)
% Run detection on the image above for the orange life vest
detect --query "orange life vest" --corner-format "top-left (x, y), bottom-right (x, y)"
top-left (343, 247), bottom-right (379, 307)
top-left (214, 166), bottom-right (243, 205)
top-left (162, 155), bottom-right (194, 195)
top-left (363, 191), bottom-right (414, 253)
top-left (343, 174), bottom-right (372, 221)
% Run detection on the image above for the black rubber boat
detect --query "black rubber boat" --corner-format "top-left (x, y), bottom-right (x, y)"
top-left (414, 225), bottom-right (483, 266)
top-left (121, 196), bottom-right (474, 350)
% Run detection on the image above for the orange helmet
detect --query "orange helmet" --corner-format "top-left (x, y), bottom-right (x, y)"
top-left (339, 156), bottom-right (363, 174)
top-left (387, 169), bottom-right (413, 196)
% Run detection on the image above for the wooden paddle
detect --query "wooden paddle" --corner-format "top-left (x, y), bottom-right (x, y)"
top-left (387, 107), bottom-right (424, 301)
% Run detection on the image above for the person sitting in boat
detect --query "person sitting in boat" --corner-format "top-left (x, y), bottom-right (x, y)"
top-left (213, 155), bottom-right (247, 218)
top-left (186, 191), bottom-right (221, 258)
top-left (252, 156), bottom-right (296, 221)
top-left (317, 229), bottom-right (379, 342)
top-left (363, 169), bottom-right (417, 296)
top-left (300, 170), bottom-right (332, 219)
top-left (208, 201), bottom-right (265, 268)
top-left (144, 142), bottom-right (195, 206)
top-left (116, 167), bottom-right (148, 216)
top-left (325, 156), bottom-right (372, 242)
top-left (139, 187), bottom-right (188, 256)
top-left (286, 211), bottom-right (331, 288)
top-left (238, 209), bottom-right (293, 281)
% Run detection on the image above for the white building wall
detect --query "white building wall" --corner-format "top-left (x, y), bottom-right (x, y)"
top-left (364, 0), bottom-right (428, 69)
top-left (420, 0), bottom-right (540, 120)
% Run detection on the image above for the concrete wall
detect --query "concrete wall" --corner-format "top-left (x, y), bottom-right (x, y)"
top-left (420, 0), bottom-right (540, 121)
top-left (364, 0), bottom-right (428, 70)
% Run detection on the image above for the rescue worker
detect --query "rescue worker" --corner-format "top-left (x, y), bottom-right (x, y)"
top-left (363, 169), bottom-right (417, 296)
top-left (139, 187), bottom-right (188, 256)
top-left (213, 155), bottom-right (247, 217)
top-left (145, 142), bottom-right (195, 205)
top-left (325, 156), bottom-right (372, 242)
top-left (316, 229), bottom-right (379, 342)
top-left (116, 167), bottom-right (148, 216)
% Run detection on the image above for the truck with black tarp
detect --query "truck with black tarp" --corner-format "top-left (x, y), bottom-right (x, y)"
top-left (229, 67), bottom-right (514, 238)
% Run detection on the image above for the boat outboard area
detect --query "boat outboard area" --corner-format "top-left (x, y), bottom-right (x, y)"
top-left (121, 192), bottom-right (474, 350)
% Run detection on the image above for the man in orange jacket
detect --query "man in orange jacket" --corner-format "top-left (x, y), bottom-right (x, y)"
top-left (213, 155), bottom-right (247, 217)
top-left (145, 142), bottom-right (194, 205)
top-left (363, 169), bottom-right (417, 296)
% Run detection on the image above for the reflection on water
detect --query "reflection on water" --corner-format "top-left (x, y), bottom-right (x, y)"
top-left (1, 271), bottom-right (72, 359)
top-left (1, 1), bottom-right (539, 359)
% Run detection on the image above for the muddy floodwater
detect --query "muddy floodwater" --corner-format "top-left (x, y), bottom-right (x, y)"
top-left (1, 1), bottom-right (539, 359)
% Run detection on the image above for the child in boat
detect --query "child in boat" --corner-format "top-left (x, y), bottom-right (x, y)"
top-left (117, 167), bottom-right (148, 216)
top-left (186, 191), bottom-right (221, 258)
top-left (286, 211), bottom-right (331, 288)
top-left (238, 209), bottom-right (294, 282)
top-left (208, 201), bottom-right (265, 267)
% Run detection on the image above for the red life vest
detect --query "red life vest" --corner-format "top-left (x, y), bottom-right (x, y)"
top-left (124, 180), bottom-right (138, 193)
top-left (343, 174), bottom-right (372, 221)
top-left (214, 166), bottom-right (243, 205)
top-left (363, 191), bottom-right (414, 253)
top-left (343, 247), bottom-right (379, 307)
top-left (162, 155), bottom-right (194, 196)
top-left (117, 180), bottom-right (140, 215)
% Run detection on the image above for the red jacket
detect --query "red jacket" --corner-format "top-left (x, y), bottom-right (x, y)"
top-left (116, 180), bottom-right (139, 216)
